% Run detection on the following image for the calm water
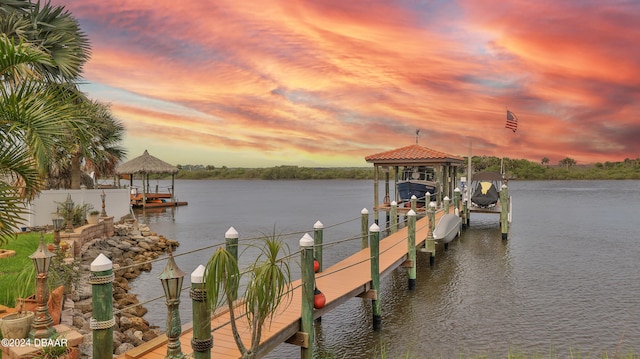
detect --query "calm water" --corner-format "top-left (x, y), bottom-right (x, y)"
top-left (130, 179), bottom-right (640, 358)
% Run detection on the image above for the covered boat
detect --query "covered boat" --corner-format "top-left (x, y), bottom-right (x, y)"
top-left (469, 171), bottom-right (503, 208)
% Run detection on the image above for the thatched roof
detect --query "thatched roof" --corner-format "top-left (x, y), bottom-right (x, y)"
top-left (116, 150), bottom-right (178, 175)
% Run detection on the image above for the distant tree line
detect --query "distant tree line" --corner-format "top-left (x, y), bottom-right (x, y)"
top-left (172, 157), bottom-right (640, 181)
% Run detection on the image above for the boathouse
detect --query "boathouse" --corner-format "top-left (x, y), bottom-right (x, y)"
top-left (116, 150), bottom-right (186, 209)
top-left (365, 144), bottom-right (464, 221)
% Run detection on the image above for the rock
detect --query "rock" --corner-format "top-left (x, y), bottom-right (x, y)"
top-left (72, 315), bottom-right (86, 329)
top-left (115, 343), bottom-right (135, 355)
top-left (116, 241), bottom-right (132, 250)
top-left (142, 329), bottom-right (159, 341)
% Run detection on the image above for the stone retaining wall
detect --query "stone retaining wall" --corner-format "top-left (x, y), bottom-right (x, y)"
top-left (58, 216), bottom-right (115, 257)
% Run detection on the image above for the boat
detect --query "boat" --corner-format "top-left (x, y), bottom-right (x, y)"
top-left (130, 190), bottom-right (188, 208)
top-left (433, 211), bottom-right (462, 243)
top-left (469, 171), bottom-right (503, 210)
top-left (396, 166), bottom-right (437, 204)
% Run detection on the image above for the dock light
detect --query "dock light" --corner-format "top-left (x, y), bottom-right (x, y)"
top-left (100, 190), bottom-right (107, 217)
top-left (51, 210), bottom-right (64, 253)
top-left (29, 233), bottom-right (55, 339)
top-left (159, 250), bottom-right (186, 359)
top-left (64, 194), bottom-right (74, 233)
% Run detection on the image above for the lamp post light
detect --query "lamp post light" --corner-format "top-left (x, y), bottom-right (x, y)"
top-left (29, 233), bottom-right (56, 339)
top-left (64, 194), bottom-right (74, 233)
top-left (100, 190), bottom-right (107, 217)
top-left (51, 211), bottom-right (64, 253)
top-left (158, 250), bottom-right (186, 359)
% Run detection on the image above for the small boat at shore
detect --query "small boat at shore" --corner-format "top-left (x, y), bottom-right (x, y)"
top-left (433, 211), bottom-right (462, 243)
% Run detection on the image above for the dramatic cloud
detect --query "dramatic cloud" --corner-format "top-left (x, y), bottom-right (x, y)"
top-left (54, 0), bottom-right (640, 166)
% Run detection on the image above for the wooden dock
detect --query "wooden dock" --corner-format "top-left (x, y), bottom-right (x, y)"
top-left (123, 210), bottom-right (445, 359)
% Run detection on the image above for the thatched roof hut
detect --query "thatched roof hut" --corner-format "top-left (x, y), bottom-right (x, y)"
top-left (116, 150), bottom-right (180, 207)
top-left (116, 150), bottom-right (178, 175)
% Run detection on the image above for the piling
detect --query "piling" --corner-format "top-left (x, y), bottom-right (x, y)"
top-left (225, 227), bottom-right (239, 300)
top-left (407, 210), bottom-right (417, 290)
top-left (190, 265), bottom-right (212, 359)
top-left (454, 187), bottom-right (461, 214)
top-left (90, 253), bottom-right (114, 359)
top-left (443, 196), bottom-right (450, 214)
top-left (361, 208), bottom-right (369, 249)
top-left (411, 195), bottom-right (417, 212)
top-left (369, 223), bottom-right (382, 330)
top-left (390, 201), bottom-right (398, 234)
top-left (299, 233), bottom-right (315, 359)
top-left (500, 184), bottom-right (509, 240)
top-left (425, 202), bottom-right (436, 266)
top-left (314, 221), bottom-right (324, 272)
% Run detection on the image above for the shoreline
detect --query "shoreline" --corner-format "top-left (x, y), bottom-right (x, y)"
top-left (71, 220), bottom-right (179, 357)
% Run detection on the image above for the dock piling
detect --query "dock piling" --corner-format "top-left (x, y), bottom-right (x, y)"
top-left (361, 208), bottom-right (369, 249)
top-left (314, 221), bottom-right (324, 272)
top-left (500, 184), bottom-right (509, 240)
top-left (225, 227), bottom-right (239, 300)
top-left (407, 210), bottom-right (416, 290)
top-left (90, 254), bottom-right (114, 359)
top-left (299, 233), bottom-right (315, 359)
top-left (369, 224), bottom-right (382, 331)
top-left (190, 265), bottom-right (212, 359)
top-left (444, 196), bottom-right (450, 214)
top-left (426, 202), bottom-right (436, 266)
top-left (390, 201), bottom-right (398, 234)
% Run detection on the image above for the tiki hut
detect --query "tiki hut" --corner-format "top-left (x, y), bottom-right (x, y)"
top-left (116, 150), bottom-right (180, 207)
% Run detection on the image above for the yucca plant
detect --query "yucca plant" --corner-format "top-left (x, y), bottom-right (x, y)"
top-left (204, 231), bottom-right (291, 359)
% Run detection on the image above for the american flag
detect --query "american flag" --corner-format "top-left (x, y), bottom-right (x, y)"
top-left (505, 110), bottom-right (518, 132)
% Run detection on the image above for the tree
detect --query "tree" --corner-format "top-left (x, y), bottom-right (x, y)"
top-left (46, 99), bottom-right (127, 189)
top-left (559, 157), bottom-right (576, 170)
top-left (541, 157), bottom-right (549, 167)
top-left (205, 233), bottom-right (291, 359)
top-left (0, 0), bottom-right (116, 243)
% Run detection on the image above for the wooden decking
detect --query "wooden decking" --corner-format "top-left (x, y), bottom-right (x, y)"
top-left (124, 210), bottom-right (445, 359)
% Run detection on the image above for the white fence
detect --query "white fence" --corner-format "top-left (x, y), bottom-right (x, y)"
top-left (18, 188), bottom-right (131, 231)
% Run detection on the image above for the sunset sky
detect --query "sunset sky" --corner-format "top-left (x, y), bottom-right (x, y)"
top-left (52, 0), bottom-right (640, 167)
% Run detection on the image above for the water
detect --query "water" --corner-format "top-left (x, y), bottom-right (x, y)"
top-left (130, 179), bottom-right (640, 358)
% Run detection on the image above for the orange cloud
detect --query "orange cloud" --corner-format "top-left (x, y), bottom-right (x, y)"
top-left (53, 0), bottom-right (640, 166)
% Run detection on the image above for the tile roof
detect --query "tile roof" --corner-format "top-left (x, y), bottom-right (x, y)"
top-left (365, 144), bottom-right (464, 164)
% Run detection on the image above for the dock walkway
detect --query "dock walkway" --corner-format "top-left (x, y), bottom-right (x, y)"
top-left (124, 212), bottom-right (441, 359)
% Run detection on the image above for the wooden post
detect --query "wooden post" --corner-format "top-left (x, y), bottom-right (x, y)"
top-left (426, 201), bottom-right (436, 266)
top-left (436, 166), bottom-right (442, 207)
top-left (407, 209), bottom-right (416, 290)
top-left (225, 227), bottom-right (239, 300)
top-left (500, 184), bottom-right (509, 240)
top-left (384, 167), bottom-right (390, 204)
top-left (314, 221), bottom-right (324, 272)
top-left (443, 196), bottom-right (450, 214)
top-left (390, 201), bottom-right (398, 234)
top-left (369, 223), bottom-right (381, 331)
top-left (373, 166), bottom-right (380, 224)
top-left (411, 195), bottom-right (417, 212)
top-left (454, 187), bottom-right (461, 213)
top-left (190, 265), bottom-right (212, 359)
top-left (361, 208), bottom-right (369, 249)
top-left (299, 233), bottom-right (315, 359)
top-left (90, 254), bottom-right (114, 359)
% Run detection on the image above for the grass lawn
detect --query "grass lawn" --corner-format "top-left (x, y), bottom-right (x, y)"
top-left (0, 232), bottom-right (51, 308)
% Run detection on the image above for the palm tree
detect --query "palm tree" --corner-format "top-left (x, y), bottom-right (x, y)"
top-left (46, 99), bottom-right (127, 189)
top-left (0, 0), bottom-right (95, 243)
top-left (205, 233), bottom-right (291, 359)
